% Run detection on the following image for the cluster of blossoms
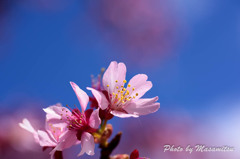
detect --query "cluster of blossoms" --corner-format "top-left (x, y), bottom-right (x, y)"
top-left (19, 61), bottom-right (160, 159)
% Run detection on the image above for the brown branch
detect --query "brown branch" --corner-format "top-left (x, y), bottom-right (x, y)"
top-left (100, 132), bottom-right (122, 159)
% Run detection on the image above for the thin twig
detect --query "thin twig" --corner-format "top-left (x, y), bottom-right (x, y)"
top-left (100, 132), bottom-right (122, 159)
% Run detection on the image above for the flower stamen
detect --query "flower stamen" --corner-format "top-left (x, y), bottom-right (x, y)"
top-left (107, 80), bottom-right (139, 108)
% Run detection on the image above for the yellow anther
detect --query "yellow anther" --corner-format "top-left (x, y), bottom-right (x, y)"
top-left (107, 85), bottom-right (109, 87)
top-left (133, 96), bottom-right (136, 99)
top-left (113, 92), bottom-right (115, 95)
top-left (122, 101), bottom-right (125, 104)
top-left (128, 84), bottom-right (131, 87)
top-left (136, 93), bottom-right (139, 96)
top-left (101, 67), bottom-right (105, 72)
top-left (121, 86), bottom-right (124, 88)
top-left (120, 91), bottom-right (123, 94)
top-left (126, 90), bottom-right (129, 94)
top-left (129, 96), bottom-right (132, 99)
top-left (123, 80), bottom-right (127, 83)
top-left (122, 88), bottom-right (126, 91)
top-left (116, 86), bottom-right (119, 89)
top-left (118, 90), bottom-right (120, 93)
top-left (115, 80), bottom-right (118, 83)
top-left (126, 98), bottom-right (130, 101)
top-left (132, 88), bottom-right (135, 91)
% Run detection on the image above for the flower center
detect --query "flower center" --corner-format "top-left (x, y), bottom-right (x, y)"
top-left (106, 80), bottom-right (139, 107)
top-left (60, 107), bottom-right (87, 131)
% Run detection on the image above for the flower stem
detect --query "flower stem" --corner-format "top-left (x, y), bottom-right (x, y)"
top-left (99, 119), bottom-right (107, 134)
top-left (54, 151), bottom-right (63, 159)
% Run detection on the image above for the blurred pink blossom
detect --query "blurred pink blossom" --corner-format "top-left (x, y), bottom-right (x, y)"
top-left (89, 0), bottom-right (179, 65)
top-left (0, 100), bottom-right (49, 159)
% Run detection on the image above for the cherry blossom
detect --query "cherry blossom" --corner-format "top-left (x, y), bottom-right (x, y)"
top-left (43, 82), bottom-right (101, 157)
top-left (88, 61), bottom-right (160, 118)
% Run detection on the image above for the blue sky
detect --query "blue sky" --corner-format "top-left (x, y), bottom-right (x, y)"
top-left (0, 0), bottom-right (239, 118)
top-left (0, 1), bottom-right (240, 158)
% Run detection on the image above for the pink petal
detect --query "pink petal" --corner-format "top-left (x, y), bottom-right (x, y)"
top-left (124, 97), bottom-right (160, 116)
top-left (87, 87), bottom-right (109, 110)
top-left (110, 110), bottom-right (138, 118)
top-left (59, 130), bottom-right (79, 149)
top-left (116, 62), bottom-right (127, 86)
top-left (50, 130), bottom-right (79, 155)
top-left (43, 103), bottom-right (71, 121)
top-left (46, 122), bottom-right (68, 135)
top-left (102, 61), bottom-right (127, 94)
top-left (78, 132), bottom-right (95, 156)
top-left (37, 130), bottom-right (57, 147)
top-left (50, 151), bottom-right (55, 159)
top-left (89, 108), bottom-right (101, 129)
top-left (45, 123), bottom-right (68, 143)
top-left (127, 74), bottom-right (152, 100)
top-left (43, 104), bottom-right (70, 129)
top-left (19, 118), bottom-right (36, 134)
top-left (70, 81), bottom-right (89, 112)
top-left (19, 118), bottom-right (39, 143)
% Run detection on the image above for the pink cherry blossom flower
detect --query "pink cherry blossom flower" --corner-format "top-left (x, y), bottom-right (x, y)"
top-left (43, 82), bottom-right (101, 157)
top-left (19, 104), bottom-right (77, 159)
top-left (87, 61), bottom-right (160, 118)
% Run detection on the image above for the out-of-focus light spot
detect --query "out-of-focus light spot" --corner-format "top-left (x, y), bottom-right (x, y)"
top-left (88, 0), bottom-right (181, 66)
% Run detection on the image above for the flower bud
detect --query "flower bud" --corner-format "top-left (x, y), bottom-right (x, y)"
top-left (102, 124), bottom-right (113, 140)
